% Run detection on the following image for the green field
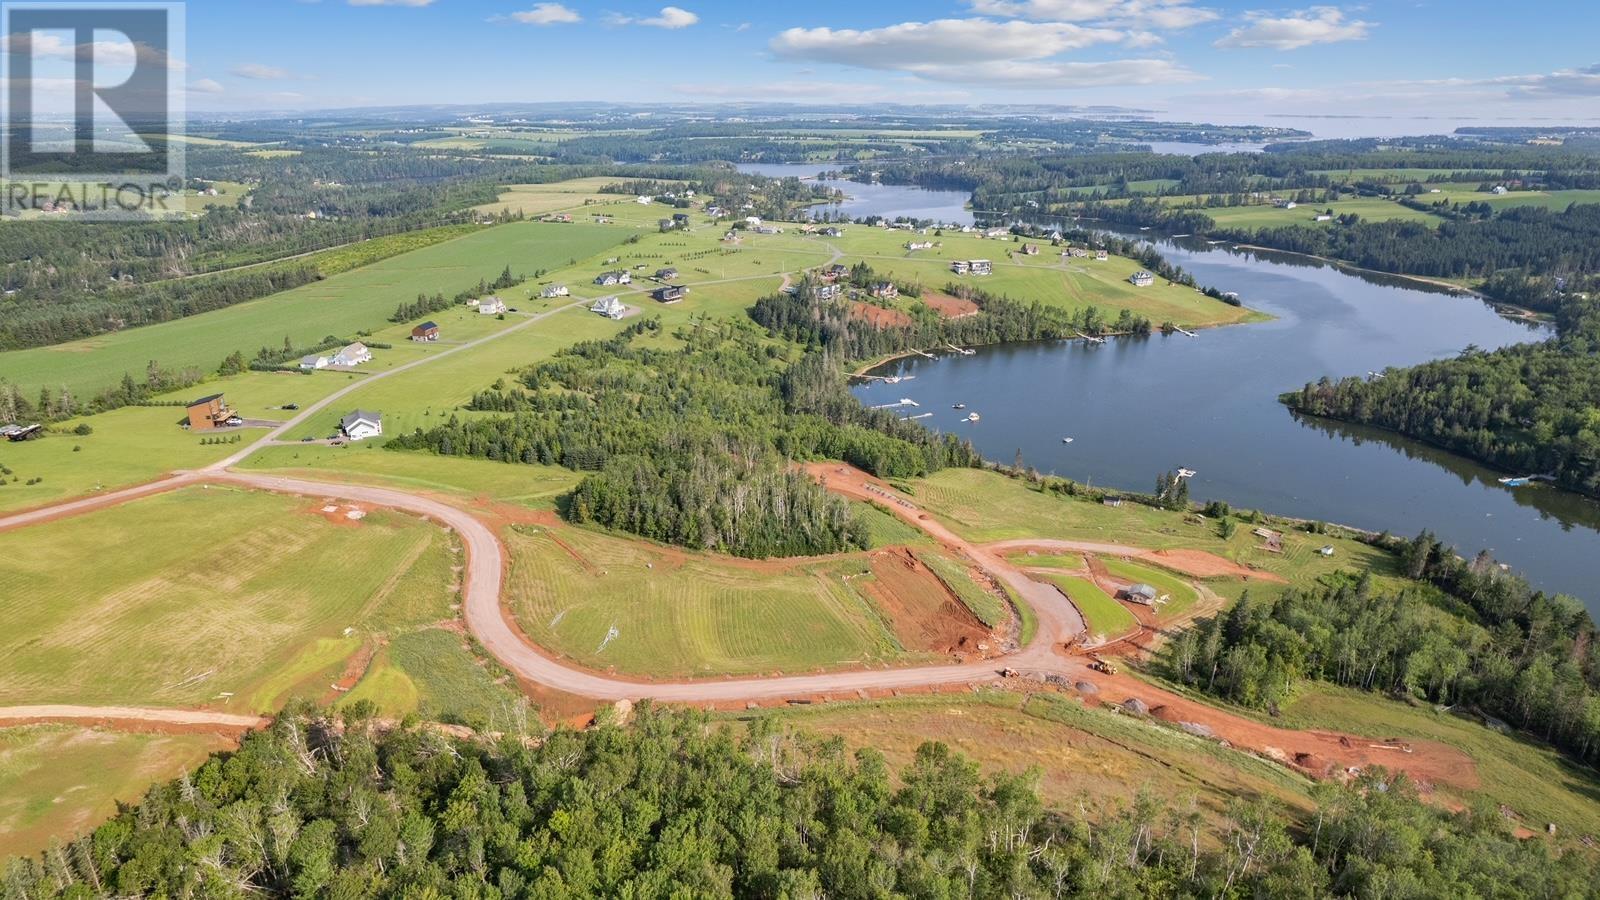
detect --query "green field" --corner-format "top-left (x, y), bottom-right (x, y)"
top-left (1417, 186), bottom-right (1600, 213)
top-left (0, 222), bottom-right (628, 397)
top-left (240, 444), bottom-right (580, 507)
top-left (505, 524), bottom-right (919, 677)
top-left (907, 468), bottom-right (1394, 592)
top-left (0, 486), bottom-right (456, 713)
top-left (338, 629), bottom-right (523, 726)
top-left (1194, 198), bottom-right (1443, 230)
top-left (1048, 574), bottom-right (1138, 638)
top-left (0, 726), bottom-right (233, 860)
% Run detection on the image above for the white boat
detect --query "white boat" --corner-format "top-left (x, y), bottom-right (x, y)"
top-left (966, 413), bottom-right (981, 423)
top-left (1176, 467), bottom-right (1197, 479)
top-left (953, 403), bottom-right (966, 410)
top-left (1062, 437), bottom-right (1074, 444)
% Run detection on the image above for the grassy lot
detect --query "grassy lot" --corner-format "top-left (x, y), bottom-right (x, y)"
top-left (0, 222), bottom-right (627, 397)
top-left (0, 726), bottom-right (233, 860)
top-left (1101, 557), bottom-right (1201, 617)
top-left (473, 178), bottom-right (671, 217)
top-left (240, 444), bottom-right (580, 507)
top-left (0, 486), bottom-right (455, 713)
top-left (1048, 574), bottom-right (1138, 638)
top-left (505, 524), bottom-right (920, 677)
top-left (1194, 198), bottom-right (1443, 230)
top-left (856, 501), bottom-right (935, 549)
top-left (1274, 684), bottom-right (1600, 838)
top-left (906, 468), bottom-right (1395, 591)
top-left (0, 407), bottom-right (245, 514)
top-left (743, 691), bottom-right (1311, 826)
top-left (338, 629), bottom-right (523, 726)
top-left (1416, 187), bottom-right (1600, 213)
top-left (917, 550), bottom-right (1009, 628)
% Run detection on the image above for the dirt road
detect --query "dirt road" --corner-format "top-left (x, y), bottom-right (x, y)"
top-left (0, 705), bottom-right (266, 731)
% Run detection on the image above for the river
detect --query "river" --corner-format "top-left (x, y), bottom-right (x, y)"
top-left (851, 232), bottom-right (1600, 611)
top-left (737, 163), bottom-right (975, 225)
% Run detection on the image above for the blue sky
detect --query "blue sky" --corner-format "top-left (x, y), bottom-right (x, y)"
top-left (172, 1), bottom-right (1599, 129)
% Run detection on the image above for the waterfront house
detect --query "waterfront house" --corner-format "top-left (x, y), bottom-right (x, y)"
top-left (1129, 271), bottom-right (1156, 287)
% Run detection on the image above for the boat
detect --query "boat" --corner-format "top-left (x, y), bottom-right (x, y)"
top-left (1498, 476), bottom-right (1532, 487)
top-left (953, 403), bottom-right (966, 410)
top-left (965, 413), bottom-right (981, 423)
top-left (1062, 437), bottom-right (1074, 444)
top-left (1176, 467), bottom-right (1197, 479)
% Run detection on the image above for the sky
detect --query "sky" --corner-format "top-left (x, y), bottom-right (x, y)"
top-left (24, 1), bottom-right (1600, 133)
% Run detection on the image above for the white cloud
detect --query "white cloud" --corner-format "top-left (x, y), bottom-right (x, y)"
top-left (772, 19), bottom-right (1127, 68)
top-left (674, 80), bottom-right (972, 103)
top-left (1215, 7), bottom-right (1372, 50)
top-left (1491, 63), bottom-right (1600, 98)
top-left (349, 0), bottom-right (436, 6)
top-left (510, 3), bottom-right (581, 25)
top-left (231, 63), bottom-right (292, 81)
top-left (966, 0), bottom-right (1218, 29)
top-left (769, 18), bottom-right (1196, 88)
top-left (610, 6), bottom-right (699, 29)
top-left (189, 78), bottom-right (225, 94)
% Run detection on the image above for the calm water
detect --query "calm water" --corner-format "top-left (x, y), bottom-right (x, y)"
top-left (737, 163), bottom-right (975, 226)
top-left (853, 233), bottom-right (1600, 610)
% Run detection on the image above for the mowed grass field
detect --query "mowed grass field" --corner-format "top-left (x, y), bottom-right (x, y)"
top-left (473, 178), bottom-right (675, 218)
top-left (1101, 557), bottom-right (1201, 618)
top-left (1048, 574), bottom-right (1138, 638)
top-left (505, 524), bottom-right (920, 677)
top-left (0, 726), bottom-right (234, 859)
top-left (0, 222), bottom-right (627, 397)
top-left (1192, 198), bottom-right (1444, 230)
top-left (0, 486), bottom-right (455, 713)
top-left (906, 468), bottom-right (1394, 591)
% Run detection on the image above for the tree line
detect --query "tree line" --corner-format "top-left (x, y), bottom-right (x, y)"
top-left (1167, 529), bottom-right (1600, 764)
top-left (5, 702), bottom-right (1597, 898)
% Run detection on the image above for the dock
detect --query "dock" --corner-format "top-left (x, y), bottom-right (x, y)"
top-left (871, 398), bottom-right (920, 410)
top-left (944, 343), bottom-right (975, 356)
top-left (1076, 332), bottom-right (1107, 345)
top-left (1172, 326), bottom-right (1196, 337)
top-left (901, 413), bottom-right (933, 421)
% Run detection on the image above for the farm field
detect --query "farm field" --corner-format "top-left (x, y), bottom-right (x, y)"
top-left (473, 178), bottom-right (666, 217)
top-left (1048, 574), bottom-right (1138, 639)
top-left (0, 486), bottom-right (457, 713)
top-left (750, 691), bottom-right (1312, 826)
top-left (0, 222), bottom-right (627, 397)
top-left (1417, 187), bottom-right (1600, 213)
top-left (504, 523), bottom-right (929, 677)
top-left (907, 468), bottom-right (1395, 591)
top-left (0, 726), bottom-right (234, 860)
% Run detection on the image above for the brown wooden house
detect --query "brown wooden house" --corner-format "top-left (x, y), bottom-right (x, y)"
top-left (185, 394), bottom-right (235, 431)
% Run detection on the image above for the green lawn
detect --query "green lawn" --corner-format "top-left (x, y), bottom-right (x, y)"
top-left (1048, 574), bottom-right (1138, 638)
top-left (339, 630), bottom-right (523, 726)
top-left (0, 222), bottom-right (628, 397)
top-left (505, 524), bottom-right (918, 677)
top-left (240, 444), bottom-right (580, 507)
top-left (1101, 557), bottom-right (1201, 617)
top-left (0, 726), bottom-right (233, 860)
top-left (0, 485), bottom-right (455, 713)
top-left (1195, 198), bottom-right (1443, 230)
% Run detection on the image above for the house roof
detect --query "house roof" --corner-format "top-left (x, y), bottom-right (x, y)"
top-left (1127, 583), bottom-right (1158, 597)
top-left (188, 394), bottom-right (224, 408)
top-left (415, 321), bottom-right (438, 330)
top-left (341, 410), bottom-right (382, 430)
top-left (301, 355), bottom-right (327, 366)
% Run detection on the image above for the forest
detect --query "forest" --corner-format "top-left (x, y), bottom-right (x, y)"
top-left (5, 703), bottom-right (1597, 898)
top-left (387, 318), bottom-right (975, 557)
top-left (1285, 296), bottom-right (1600, 498)
top-left (1166, 529), bottom-right (1600, 764)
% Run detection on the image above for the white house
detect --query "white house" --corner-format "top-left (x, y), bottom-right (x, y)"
top-left (339, 410), bottom-right (383, 442)
top-left (969, 259), bottom-right (993, 276)
top-left (478, 297), bottom-right (507, 315)
top-left (590, 296), bottom-right (626, 320)
top-left (299, 354), bottom-right (332, 371)
top-left (541, 284), bottom-right (570, 298)
top-left (1491, 185), bottom-right (1509, 195)
top-left (1315, 214), bottom-right (1335, 222)
top-left (1129, 271), bottom-right (1156, 287)
top-left (745, 216), bottom-right (763, 226)
top-left (333, 342), bottom-right (372, 367)
top-left (636, 195), bottom-right (653, 204)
